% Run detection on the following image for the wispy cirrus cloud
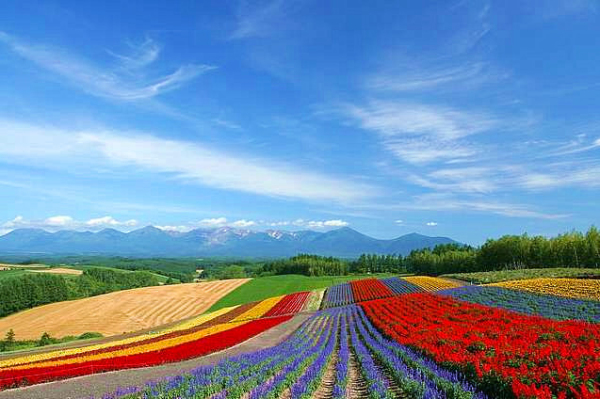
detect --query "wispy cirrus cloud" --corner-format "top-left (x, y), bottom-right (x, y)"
top-left (0, 118), bottom-right (375, 204)
top-left (229, 0), bottom-right (303, 40)
top-left (366, 193), bottom-right (569, 220)
top-left (367, 62), bottom-right (502, 93)
top-left (0, 32), bottom-right (215, 100)
top-left (344, 100), bottom-right (496, 164)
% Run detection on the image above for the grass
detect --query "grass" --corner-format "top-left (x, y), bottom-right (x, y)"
top-left (207, 273), bottom-right (399, 312)
top-left (69, 264), bottom-right (175, 283)
top-left (443, 268), bottom-right (600, 284)
top-left (0, 269), bottom-right (31, 281)
top-left (0, 332), bottom-right (103, 354)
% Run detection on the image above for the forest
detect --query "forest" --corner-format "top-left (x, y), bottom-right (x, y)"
top-left (0, 268), bottom-right (159, 318)
top-left (256, 227), bottom-right (600, 277)
top-left (405, 227), bottom-right (600, 275)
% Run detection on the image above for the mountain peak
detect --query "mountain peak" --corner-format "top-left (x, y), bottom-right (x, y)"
top-left (0, 226), bottom-right (459, 257)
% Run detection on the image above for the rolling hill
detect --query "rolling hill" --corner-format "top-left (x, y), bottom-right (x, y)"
top-left (0, 226), bottom-right (457, 257)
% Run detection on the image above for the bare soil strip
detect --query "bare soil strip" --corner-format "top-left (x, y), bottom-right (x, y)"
top-left (311, 348), bottom-right (338, 399)
top-left (0, 313), bottom-right (314, 399)
top-left (347, 350), bottom-right (369, 399)
top-left (373, 361), bottom-right (404, 398)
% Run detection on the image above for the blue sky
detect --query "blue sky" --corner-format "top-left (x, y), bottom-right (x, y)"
top-left (0, 0), bottom-right (599, 244)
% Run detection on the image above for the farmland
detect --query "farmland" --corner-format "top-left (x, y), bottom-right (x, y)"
top-left (0, 273), bottom-right (599, 398)
top-left (444, 267), bottom-right (600, 284)
top-left (0, 279), bottom-right (248, 340)
top-left (207, 273), bottom-right (396, 312)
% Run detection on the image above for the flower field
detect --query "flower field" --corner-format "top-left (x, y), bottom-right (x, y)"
top-left (321, 282), bottom-right (354, 309)
top-left (101, 305), bottom-right (490, 399)
top-left (491, 278), bottom-right (600, 301)
top-left (321, 276), bottom-right (459, 308)
top-left (381, 277), bottom-right (424, 295)
top-left (402, 276), bottom-right (465, 291)
top-left (439, 285), bottom-right (600, 322)
top-left (350, 278), bottom-right (394, 302)
top-left (362, 293), bottom-right (600, 398)
top-left (0, 292), bottom-right (311, 389)
top-left (3, 275), bottom-right (600, 399)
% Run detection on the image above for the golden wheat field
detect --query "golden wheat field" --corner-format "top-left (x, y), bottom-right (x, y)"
top-left (0, 279), bottom-right (249, 340)
top-left (28, 267), bottom-right (83, 275)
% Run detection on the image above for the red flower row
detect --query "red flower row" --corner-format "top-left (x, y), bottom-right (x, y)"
top-left (264, 292), bottom-right (310, 317)
top-left (350, 278), bottom-right (394, 303)
top-left (0, 316), bottom-right (291, 390)
top-left (361, 293), bottom-right (600, 399)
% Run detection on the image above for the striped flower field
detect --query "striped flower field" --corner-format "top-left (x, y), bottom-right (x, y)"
top-left (3, 275), bottom-right (600, 399)
top-left (0, 292), bottom-right (311, 389)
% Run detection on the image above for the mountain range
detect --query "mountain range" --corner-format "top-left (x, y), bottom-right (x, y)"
top-left (0, 226), bottom-right (458, 258)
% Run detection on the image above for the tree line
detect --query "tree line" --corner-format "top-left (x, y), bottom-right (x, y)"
top-left (244, 227), bottom-right (600, 277)
top-left (406, 227), bottom-right (600, 275)
top-left (0, 268), bottom-right (160, 318)
top-left (261, 254), bottom-right (349, 276)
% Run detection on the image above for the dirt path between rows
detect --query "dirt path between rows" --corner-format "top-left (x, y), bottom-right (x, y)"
top-left (311, 347), bottom-right (338, 399)
top-left (0, 313), bottom-right (313, 399)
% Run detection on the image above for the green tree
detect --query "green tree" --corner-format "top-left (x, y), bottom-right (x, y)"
top-left (4, 329), bottom-right (15, 351)
top-left (38, 332), bottom-right (53, 347)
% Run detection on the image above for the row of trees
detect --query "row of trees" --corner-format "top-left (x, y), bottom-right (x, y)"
top-left (252, 227), bottom-right (600, 277)
top-left (261, 254), bottom-right (349, 276)
top-left (0, 274), bottom-right (69, 317)
top-left (349, 254), bottom-right (406, 274)
top-left (0, 329), bottom-right (103, 352)
top-left (0, 268), bottom-right (160, 318)
top-left (406, 227), bottom-right (600, 275)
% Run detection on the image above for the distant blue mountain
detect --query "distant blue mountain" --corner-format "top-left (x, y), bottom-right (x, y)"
top-left (0, 226), bottom-right (458, 258)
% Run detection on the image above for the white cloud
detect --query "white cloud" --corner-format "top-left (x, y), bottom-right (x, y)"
top-left (198, 217), bottom-right (228, 227)
top-left (231, 219), bottom-right (256, 227)
top-left (385, 138), bottom-right (479, 164)
top-left (395, 219), bottom-right (404, 224)
top-left (86, 216), bottom-right (138, 227)
top-left (0, 32), bottom-right (215, 100)
top-left (323, 219), bottom-right (349, 227)
top-left (345, 101), bottom-right (496, 164)
top-left (44, 215), bottom-right (74, 226)
top-left (155, 225), bottom-right (192, 233)
top-left (265, 220), bottom-right (291, 227)
top-left (212, 118), bottom-right (242, 130)
top-left (79, 131), bottom-right (372, 203)
top-left (306, 219), bottom-right (349, 229)
top-left (1, 215), bottom-right (141, 233)
top-left (348, 101), bottom-right (496, 141)
top-left (108, 38), bottom-right (160, 70)
top-left (517, 165), bottom-right (600, 190)
top-left (229, 0), bottom-right (299, 40)
top-left (368, 62), bottom-right (495, 92)
top-left (409, 167), bottom-right (498, 193)
top-left (426, 222), bottom-right (438, 226)
top-left (410, 194), bottom-right (568, 219)
top-left (0, 119), bottom-right (373, 204)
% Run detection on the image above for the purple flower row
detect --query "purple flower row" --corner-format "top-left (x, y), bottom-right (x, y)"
top-left (321, 282), bottom-right (354, 309)
top-left (381, 277), bottom-right (424, 295)
top-left (438, 285), bottom-right (600, 323)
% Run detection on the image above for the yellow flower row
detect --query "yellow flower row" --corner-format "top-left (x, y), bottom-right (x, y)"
top-left (232, 296), bottom-right (284, 322)
top-left (490, 278), bottom-right (600, 301)
top-left (9, 319), bottom-right (249, 371)
top-left (402, 276), bottom-right (464, 291)
top-left (0, 305), bottom-right (237, 369)
top-left (10, 296), bottom-right (285, 371)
